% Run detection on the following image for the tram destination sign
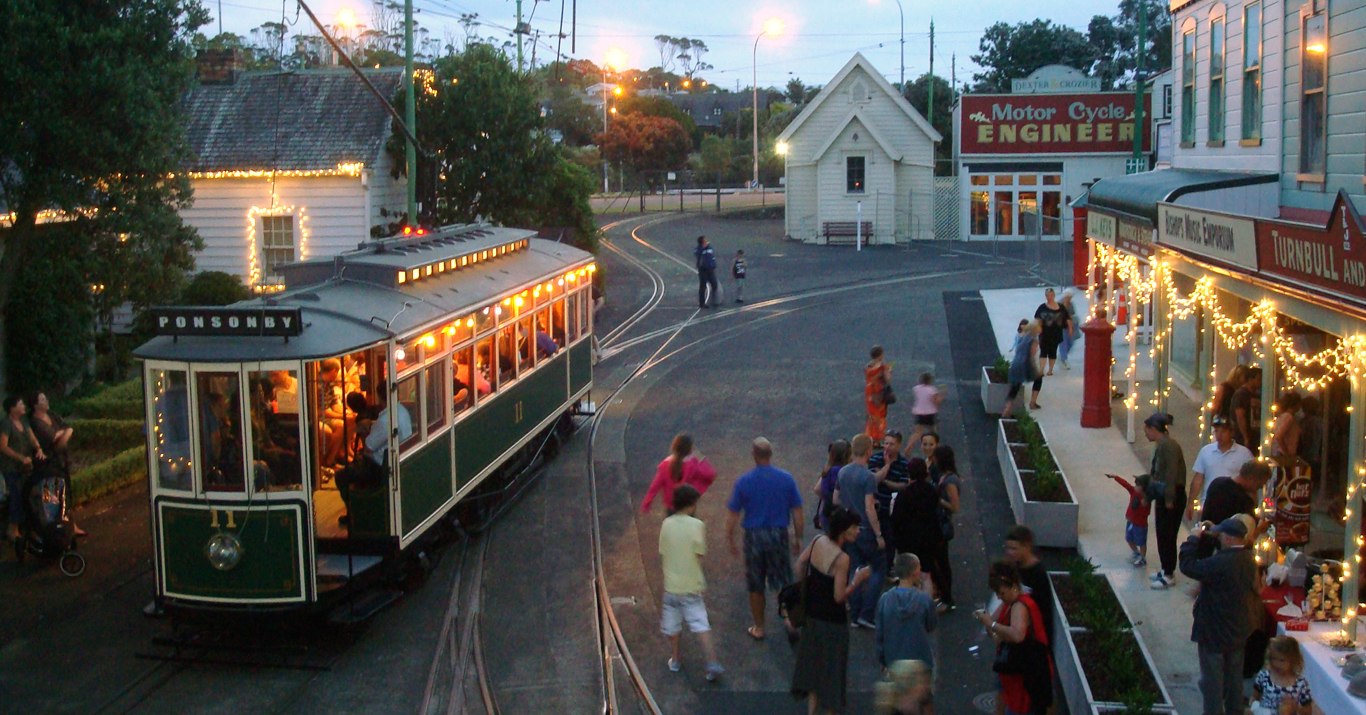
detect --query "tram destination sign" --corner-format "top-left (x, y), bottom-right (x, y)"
top-left (152, 307), bottom-right (304, 337)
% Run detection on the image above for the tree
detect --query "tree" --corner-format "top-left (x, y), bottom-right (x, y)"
top-left (616, 95), bottom-right (697, 140)
top-left (0, 0), bottom-right (209, 395)
top-left (676, 38), bottom-right (711, 78)
top-left (596, 114), bottom-right (691, 187)
top-left (395, 43), bottom-right (597, 249)
top-left (545, 92), bottom-right (601, 146)
top-left (785, 78), bottom-right (807, 104)
top-left (971, 20), bottom-right (1098, 92)
top-left (1089, 0), bottom-right (1172, 89)
top-left (653, 34), bottom-right (677, 74)
top-left (902, 73), bottom-right (958, 175)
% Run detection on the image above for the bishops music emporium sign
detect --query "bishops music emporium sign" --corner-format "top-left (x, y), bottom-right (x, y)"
top-left (1256, 191), bottom-right (1366, 306)
top-left (959, 93), bottom-right (1152, 155)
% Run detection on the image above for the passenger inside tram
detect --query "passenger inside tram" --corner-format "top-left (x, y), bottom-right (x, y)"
top-left (535, 309), bottom-right (559, 358)
top-left (497, 327), bottom-right (515, 385)
top-left (198, 374), bottom-right (244, 491)
top-left (319, 359), bottom-right (349, 468)
top-left (249, 375), bottom-right (301, 492)
top-left (475, 338), bottom-right (494, 393)
top-left (334, 381), bottom-right (412, 526)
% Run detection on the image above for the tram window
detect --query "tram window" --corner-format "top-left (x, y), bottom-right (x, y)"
top-left (475, 337), bottom-right (495, 395)
top-left (420, 331), bottom-right (446, 360)
top-left (579, 289), bottom-right (591, 336)
top-left (150, 369), bottom-right (192, 491)
top-left (447, 315), bottom-right (474, 344)
top-left (197, 372), bottom-right (245, 493)
top-left (499, 297), bottom-right (517, 326)
top-left (453, 347), bottom-right (477, 414)
top-left (248, 370), bottom-right (302, 492)
top-left (518, 318), bottom-right (534, 372)
top-left (513, 291), bottom-right (531, 321)
top-left (396, 375), bottom-right (421, 453)
top-left (536, 308), bottom-right (560, 357)
top-left (549, 277), bottom-right (564, 299)
top-left (497, 326), bottom-right (517, 385)
top-left (567, 292), bottom-right (580, 343)
top-left (534, 282), bottom-right (549, 307)
top-left (551, 299), bottom-right (567, 346)
top-left (425, 361), bottom-right (448, 433)
top-left (474, 305), bottom-right (497, 334)
top-left (395, 338), bottom-right (420, 374)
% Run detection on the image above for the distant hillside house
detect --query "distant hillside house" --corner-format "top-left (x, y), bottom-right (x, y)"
top-left (668, 93), bottom-right (766, 130)
top-left (777, 54), bottom-right (941, 243)
top-left (181, 54), bottom-right (407, 290)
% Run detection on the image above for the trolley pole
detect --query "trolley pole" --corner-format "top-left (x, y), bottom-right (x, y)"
top-left (404, 0), bottom-right (417, 223)
top-left (927, 19), bottom-right (934, 128)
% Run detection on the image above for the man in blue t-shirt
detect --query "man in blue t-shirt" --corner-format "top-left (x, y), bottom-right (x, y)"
top-left (726, 437), bottom-right (804, 640)
top-left (867, 430), bottom-right (910, 563)
top-left (694, 235), bottom-right (719, 309)
top-left (835, 433), bottom-right (885, 627)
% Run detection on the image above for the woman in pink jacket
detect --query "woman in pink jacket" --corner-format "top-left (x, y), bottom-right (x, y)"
top-left (641, 433), bottom-right (718, 514)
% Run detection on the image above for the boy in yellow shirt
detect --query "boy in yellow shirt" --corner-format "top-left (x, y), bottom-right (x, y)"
top-left (659, 484), bottom-right (724, 680)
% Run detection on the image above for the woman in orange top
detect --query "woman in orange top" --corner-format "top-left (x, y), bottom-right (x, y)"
top-left (865, 346), bottom-right (891, 441)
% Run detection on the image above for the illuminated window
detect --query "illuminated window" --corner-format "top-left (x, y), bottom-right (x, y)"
top-left (261, 215), bottom-right (295, 283)
top-left (1299, 4), bottom-right (1327, 177)
top-left (846, 156), bottom-right (865, 193)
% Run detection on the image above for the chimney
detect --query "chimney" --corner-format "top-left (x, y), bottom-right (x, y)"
top-left (197, 49), bottom-right (244, 85)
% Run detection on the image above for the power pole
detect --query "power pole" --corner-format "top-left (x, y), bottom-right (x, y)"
top-left (515, 0), bottom-right (524, 71)
top-left (1132, 0), bottom-right (1146, 171)
top-left (927, 19), bottom-right (935, 129)
top-left (404, 0), bottom-right (417, 223)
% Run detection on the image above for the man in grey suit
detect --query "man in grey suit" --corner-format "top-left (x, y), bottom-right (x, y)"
top-left (1179, 516), bottom-right (1259, 715)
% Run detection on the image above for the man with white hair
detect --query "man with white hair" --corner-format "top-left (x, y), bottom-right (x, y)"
top-left (726, 437), bottom-right (804, 640)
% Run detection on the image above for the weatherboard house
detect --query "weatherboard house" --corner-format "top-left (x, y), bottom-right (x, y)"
top-left (777, 53), bottom-right (941, 243)
top-left (179, 53), bottom-right (408, 290)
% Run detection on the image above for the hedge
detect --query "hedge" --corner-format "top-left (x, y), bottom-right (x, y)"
top-left (72, 383), bottom-right (144, 420)
top-left (68, 419), bottom-right (144, 453)
top-left (71, 446), bottom-right (146, 506)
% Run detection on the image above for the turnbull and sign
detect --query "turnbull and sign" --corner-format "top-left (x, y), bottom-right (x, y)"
top-left (959, 93), bottom-right (1152, 155)
top-left (1157, 204), bottom-right (1259, 271)
top-left (1256, 192), bottom-right (1366, 305)
top-left (152, 307), bottom-right (304, 337)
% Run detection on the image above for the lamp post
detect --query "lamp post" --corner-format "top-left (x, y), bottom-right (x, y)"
top-left (602, 49), bottom-right (626, 193)
top-left (753, 18), bottom-right (784, 191)
top-left (871, 0), bottom-right (904, 87)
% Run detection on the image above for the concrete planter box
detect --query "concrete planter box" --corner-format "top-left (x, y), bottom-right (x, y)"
top-left (980, 365), bottom-right (1026, 416)
top-left (1049, 571), bottom-right (1176, 714)
top-left (996, 420), bottom-right (1078, 548)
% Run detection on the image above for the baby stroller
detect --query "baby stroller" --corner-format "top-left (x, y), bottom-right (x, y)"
top-left (14, 460), bottom-right (85, 576)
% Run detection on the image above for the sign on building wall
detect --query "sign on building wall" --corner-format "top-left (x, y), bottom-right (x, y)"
top-left (1256, 193), bottom-right (1366, 305)
top-left (1088, 210), bottom-right (1153, 257)
top-left (1157, 204), bottom-right (1259, 271)
top-left (1011, 76), bottom-right (1102, 94)
top-left (1087, 211), bottom-right (1116, 245)
top-left (959, 93), bottom-right (1152, 155)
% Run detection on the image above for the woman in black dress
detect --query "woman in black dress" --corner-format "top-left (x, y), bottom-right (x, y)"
top-left (890, 458), bottom-right (944, 597)
top-left (27, 392), bottom-right (82, 535)
top-left (1033, 288), bottom-right (1071, 377)
top-left (792, 506), bottom-right (872, 715)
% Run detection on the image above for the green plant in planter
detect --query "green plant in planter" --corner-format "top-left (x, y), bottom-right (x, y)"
top-left (1015, 413), bottom-right (1064, 501)
top-left (990, 355), bottom-right (1010, 382)
top-left (1060, 558), bottom-right (1157, 712)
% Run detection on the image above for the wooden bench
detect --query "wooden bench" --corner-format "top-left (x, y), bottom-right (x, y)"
top-left (822, 221), bottom-right (874, 245)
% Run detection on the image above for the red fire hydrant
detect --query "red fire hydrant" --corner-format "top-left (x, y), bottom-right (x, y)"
top-left (1081, 314), bottom-right (1116, 428)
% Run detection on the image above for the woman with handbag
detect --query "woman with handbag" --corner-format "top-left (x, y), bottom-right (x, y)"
top-left (865, 346), bottom-right (893, 441)
top-left (0, 396), bottom-right (44, 543)
top-left (931, 445), bottom-right (962, 612)
top-left (974, 561), bottom-right (1053, 715)
top-left (791, 506), bottom-right (871, 715)
top-left (813, 440), bottom-right (851, 532)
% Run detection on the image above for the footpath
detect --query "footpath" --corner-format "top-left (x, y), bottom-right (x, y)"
top-left (981, 287), bottom-right (1203, 715)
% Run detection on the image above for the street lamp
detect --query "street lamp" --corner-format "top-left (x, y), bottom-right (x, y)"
top-left (870, 0), bottom-right (904, 87)
top-left (753, 18), bottom-right (784, 190)
top-left (602, 49), bottom-right (626, 193)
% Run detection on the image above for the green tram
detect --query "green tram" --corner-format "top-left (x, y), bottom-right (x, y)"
top-left (133, 225), bottom-right (595, 616)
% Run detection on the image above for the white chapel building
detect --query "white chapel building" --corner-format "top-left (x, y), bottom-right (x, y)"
top-left (777, 53), bottom-right (941, 243)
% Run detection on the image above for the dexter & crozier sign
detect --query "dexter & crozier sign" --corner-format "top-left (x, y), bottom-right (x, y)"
top-left (152, 307), bottom-right (304, 337)
top-left (1256, 193), bottom-right (1366, 306)
top-left (959, 93), bottom-right (1152, 155)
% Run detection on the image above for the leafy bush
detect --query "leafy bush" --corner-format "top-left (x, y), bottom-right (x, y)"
top-left (71, 446), bottom-right (145, 505)
top-left (990, 354), bottom-right (1010, 382)
top-left (72, 386), bottom-right (144, 420)
top-left (1062, 558), bottom-right (1156, 714)
top-left (1015, 413), bottom-right (1067, 502)
top-left (180, 270), bottom-right (251, 306)
top-left (68, 419), bottom-right (143, 452)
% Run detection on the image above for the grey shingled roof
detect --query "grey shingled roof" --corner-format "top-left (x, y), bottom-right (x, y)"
top-left (181, 68), bottom-right (403, 172)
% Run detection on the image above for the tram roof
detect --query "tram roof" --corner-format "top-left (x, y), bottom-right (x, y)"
top-left (134, 226), bottom-right (594, 362)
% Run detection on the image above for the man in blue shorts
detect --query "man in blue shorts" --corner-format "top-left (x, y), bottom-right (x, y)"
top-left (726, 437), bottom-right (804, 640)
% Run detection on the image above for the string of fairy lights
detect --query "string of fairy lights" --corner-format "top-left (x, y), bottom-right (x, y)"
top-left (1090, 242), bottom-right (1366, 638)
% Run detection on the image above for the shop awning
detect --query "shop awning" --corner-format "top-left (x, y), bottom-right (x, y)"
top-left (1086, 169), bottom-right (1278, 224)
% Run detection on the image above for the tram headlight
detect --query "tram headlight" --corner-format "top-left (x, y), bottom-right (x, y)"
top-left (205, 532), bottom-right (244, 571)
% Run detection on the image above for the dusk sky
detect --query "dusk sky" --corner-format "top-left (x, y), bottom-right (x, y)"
top-left (209, 0), bottom-right (1125, 89)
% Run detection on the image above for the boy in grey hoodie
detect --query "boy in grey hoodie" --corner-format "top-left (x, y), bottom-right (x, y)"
top-left (875, 553), bottom-right (939, 670)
